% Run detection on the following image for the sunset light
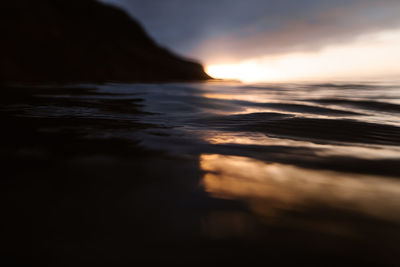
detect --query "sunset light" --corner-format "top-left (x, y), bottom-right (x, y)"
top-left (207, 30), bottom-right (400, 83)
top-left (5, 1), bottom-right (400, 265)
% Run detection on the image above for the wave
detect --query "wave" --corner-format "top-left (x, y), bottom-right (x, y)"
top-left (199, 112), bottom-right (400, 146)
top-left (305, 98), bottom-right (400, 113)
top-left (250, 102), bottom-right (361, 116)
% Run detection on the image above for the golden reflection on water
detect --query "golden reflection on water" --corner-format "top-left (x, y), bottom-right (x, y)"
top-left (203, 93), bottom-right (270, 103)
top-left (200, 154), bottom-right (400, 222)
top-left (202, 131), bottom-right (400, 159)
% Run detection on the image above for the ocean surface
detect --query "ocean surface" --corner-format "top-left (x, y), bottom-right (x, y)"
top-left (1, 81), bottom-right (400, 266)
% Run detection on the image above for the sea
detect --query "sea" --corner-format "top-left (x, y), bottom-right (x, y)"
top-left (1, 81), bottom-right (400, 265)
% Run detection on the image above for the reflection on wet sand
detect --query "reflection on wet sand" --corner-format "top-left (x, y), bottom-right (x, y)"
top-left (200, 154), bottom-right (400, 222)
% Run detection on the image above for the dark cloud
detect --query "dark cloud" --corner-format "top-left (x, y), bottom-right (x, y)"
top-left (100, 0), bottom-right (400, 63)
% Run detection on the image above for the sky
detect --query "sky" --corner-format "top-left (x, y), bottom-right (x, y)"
top-left (101, 0), bottom-right (400, 82)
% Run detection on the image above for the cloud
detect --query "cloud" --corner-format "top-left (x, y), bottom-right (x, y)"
top-left (100, 0), bottom-right (400, 64)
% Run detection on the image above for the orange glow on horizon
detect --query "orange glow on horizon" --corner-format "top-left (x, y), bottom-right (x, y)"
top-left (206, 30), bottom-right (400, 83)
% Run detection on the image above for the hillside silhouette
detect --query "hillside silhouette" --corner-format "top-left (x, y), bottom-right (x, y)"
top-left (0, 0), bottom-right (211, 83)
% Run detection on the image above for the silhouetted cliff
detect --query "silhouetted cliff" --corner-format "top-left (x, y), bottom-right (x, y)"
top-left (0, 0), bottom-right (211, 83)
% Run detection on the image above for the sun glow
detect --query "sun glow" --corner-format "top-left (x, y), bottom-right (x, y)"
top-left (206, 30), bottom-right (400, 83)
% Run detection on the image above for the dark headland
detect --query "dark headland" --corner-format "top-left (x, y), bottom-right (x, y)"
top-left (0, 0), bottom-right (211, 83)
